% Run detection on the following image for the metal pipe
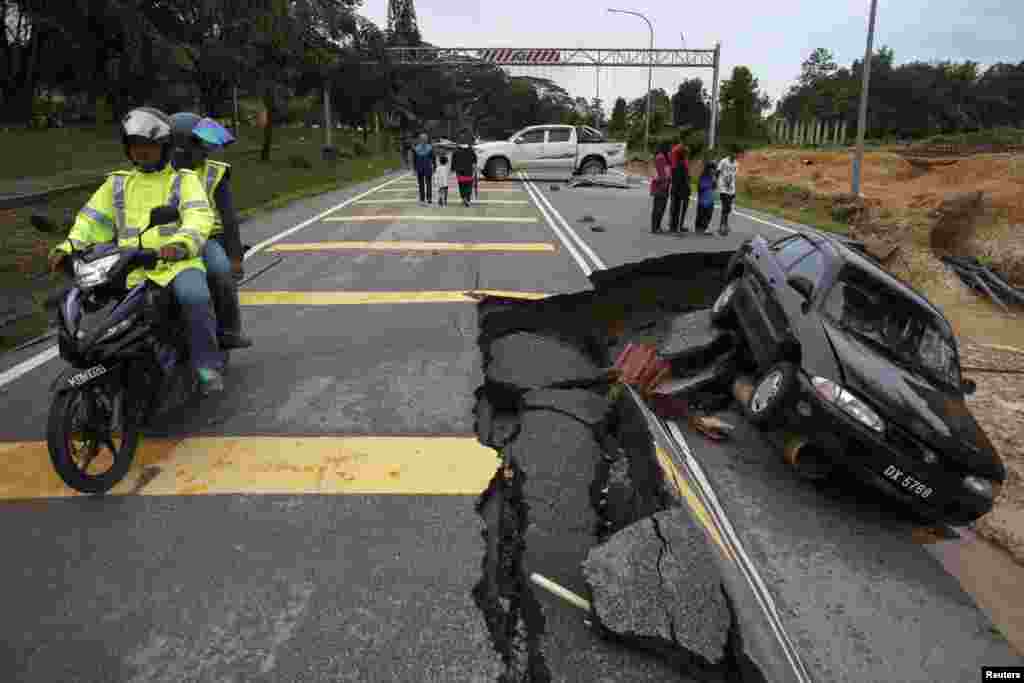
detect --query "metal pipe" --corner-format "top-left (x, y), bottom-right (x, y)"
top-left (852, 0), bottom-right (880, 196)
top-left (608, 8), bottom-right (654, 152)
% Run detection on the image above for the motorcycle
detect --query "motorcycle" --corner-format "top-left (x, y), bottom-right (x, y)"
top-left (33, 205), bottom-right (227, 495)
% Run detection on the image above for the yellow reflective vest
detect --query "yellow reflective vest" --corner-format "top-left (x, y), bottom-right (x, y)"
top-left (199, 159), bottom-right (230, 236)
top-left (51, 165), bottom-right (215, 288)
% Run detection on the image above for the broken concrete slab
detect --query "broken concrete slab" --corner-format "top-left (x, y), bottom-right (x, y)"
top-left (522, 388), bottom-right (611, 427)
top-left (473, 391), bottom-right (521, 449)
top-left (656, 309), bottom-right (734, 365)
top-left (583, 507), bottom-right (731, 666)
top-left (486, 332), bottom-right (602, 391)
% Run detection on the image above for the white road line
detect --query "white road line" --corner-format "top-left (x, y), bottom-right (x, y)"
top-left (245, 173), bottom-right (410, 255)
top-left (324, 215), bottom-right (538, 223)
top-left (0, 172), bottom-right (412, 390)
top-left (354, 199), bottom-right (529, 205)
top-left (734, 209), bottom-right (796, 234)
top-left (520, 173), bottom-right (595, 277)
top-left (522, 173), bottom-right (607, 270)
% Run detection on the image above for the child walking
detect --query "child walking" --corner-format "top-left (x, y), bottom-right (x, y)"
top-left (695, 162), bottom-right (717, 234)
top-left (434, 153), bottom-right (451, 206)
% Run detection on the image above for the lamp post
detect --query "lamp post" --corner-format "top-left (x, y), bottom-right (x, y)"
top-left (608, 8), bottom-right (653, 153)
top-left (851, 0), bottom-right (879, 196)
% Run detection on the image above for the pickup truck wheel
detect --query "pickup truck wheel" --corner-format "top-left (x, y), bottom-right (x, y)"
top-left (743, 361), bottom-right (798, 427)
top-left (580, 158), bottom-right (605, 175)
top-left (486, 158), bottom-right (510, 179)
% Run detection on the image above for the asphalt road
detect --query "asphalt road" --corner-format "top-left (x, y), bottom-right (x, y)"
top-left (0, 171), bottom-right (682, 682)
top-left (2, 170), bottom-right (1021, 682)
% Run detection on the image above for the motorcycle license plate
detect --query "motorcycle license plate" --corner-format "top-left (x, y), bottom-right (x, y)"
top-left (883, 464), bottom-right (933, 499)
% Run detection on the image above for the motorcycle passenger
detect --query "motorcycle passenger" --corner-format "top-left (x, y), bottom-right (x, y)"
top-left (47, 107), bottom-right (225, 395)
top-left (169, 112), bottom-right (252, 351)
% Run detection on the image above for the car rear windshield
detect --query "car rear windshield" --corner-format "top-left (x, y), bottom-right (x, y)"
top-left (822, 267), bottom-right (961, 388)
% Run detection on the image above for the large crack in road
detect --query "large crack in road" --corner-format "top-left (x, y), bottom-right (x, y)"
top-left (468, 257), bottom-right (770, 682)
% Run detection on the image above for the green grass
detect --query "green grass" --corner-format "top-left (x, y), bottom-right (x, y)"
top-left (1, 143), bottom-right (400, 352)
top-left (0, 125), bottom-right (374, 183)
top-left (735, 177), bottom-right (850, 235)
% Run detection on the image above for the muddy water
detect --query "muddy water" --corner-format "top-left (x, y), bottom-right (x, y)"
top-left (922, 527), bottom-right (1024, 655)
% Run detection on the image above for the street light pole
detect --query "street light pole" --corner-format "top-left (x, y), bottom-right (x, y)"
top-left (852, 0), bottom-right (879, 196)
top-left (608, 8), bottom-right (653, 153)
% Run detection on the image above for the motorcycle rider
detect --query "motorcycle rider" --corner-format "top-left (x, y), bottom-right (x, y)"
top-left (169, 111), bottom-right (252, 350)
top-left (47, 107), bottom-right (225, 395)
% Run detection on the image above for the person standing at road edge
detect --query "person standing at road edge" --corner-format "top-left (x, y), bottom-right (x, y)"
top-left (413, 132), bottom-right (436, 205)
top-left (434, 153), bottom-right (451, 207)
top-left (669, 138), bottom-right (691, 234)
top-left (649, 142), bottom-right (672, 234)
top-left (716, 147), bottom-right (740, 235)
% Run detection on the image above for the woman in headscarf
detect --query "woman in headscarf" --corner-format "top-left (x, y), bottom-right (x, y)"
top-left (451, 134), bottom-right (478, 207)
top-left (649, 141), bottom-right (672, 234)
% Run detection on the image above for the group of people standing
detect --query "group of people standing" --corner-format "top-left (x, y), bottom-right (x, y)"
top-left (650, 138), bottom-right (741, 237)
top-left (408, 132), bottom-right (479, 208)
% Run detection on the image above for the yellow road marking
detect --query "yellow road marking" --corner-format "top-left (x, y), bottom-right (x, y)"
top-left (324, 215), bottom-right (538, 223)
top-left (269, 241), bottom-right (555, 253)
top-left (0, 437), bottom-right (501, 498)
top-left (356, 199), bottom-right (530, 205)
top-left (239, 290), bottom-right (549, 305)
top-left (655, 446), bottom-right (732, 559)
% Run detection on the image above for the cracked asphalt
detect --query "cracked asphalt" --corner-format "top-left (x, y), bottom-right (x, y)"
top-left (1, 170), bottom-right (1020, 682)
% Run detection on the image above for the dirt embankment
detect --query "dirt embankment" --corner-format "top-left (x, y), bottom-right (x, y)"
top-left (743, 147), bottom-right (1024, 563)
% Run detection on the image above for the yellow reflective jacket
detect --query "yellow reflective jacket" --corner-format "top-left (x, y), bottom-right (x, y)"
top-left (52, 165), bottom-right (215, 288)
top-left (198, 159), bottom-right (230, 236)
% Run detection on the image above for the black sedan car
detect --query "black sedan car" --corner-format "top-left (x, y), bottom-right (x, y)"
top-left (711, 231), bottom-right (1006, 525)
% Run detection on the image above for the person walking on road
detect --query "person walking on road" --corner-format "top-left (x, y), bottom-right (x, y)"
top-left (695, 161), bottom-right (717, 234)
top-left (451, 138), bottom-right (478, 207)
top-left (669, 139), bottom-right (691, 234)
top-left (434, 153), bottom-right (451, 207)
top-left (649, 142), bottom-right (672, 234)
top-left (716, 148), bottom-right (740, 235)
top-left (412, 132), bottom-right (436, 205)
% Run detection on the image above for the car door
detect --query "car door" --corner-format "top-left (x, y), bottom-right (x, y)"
top-left (538, 126), bottom-right (575, 171)
top-left (511, 127), bottom-right (547, 172)
top-left (743, 235), bottom-right (816, 365)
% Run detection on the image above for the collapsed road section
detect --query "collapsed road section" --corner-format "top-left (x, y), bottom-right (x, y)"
top-left (470, 251), bottom-right (792, 682)
top-left (470, 248), bottom-right (1022, 683)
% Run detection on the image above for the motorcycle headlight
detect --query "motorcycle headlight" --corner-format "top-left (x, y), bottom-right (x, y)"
top-left (963, 475), bottom-right (994, 499)
top-left (74, 253), bottom-right (120, 288)
top-left (811, 376), bottom-right (885, 432)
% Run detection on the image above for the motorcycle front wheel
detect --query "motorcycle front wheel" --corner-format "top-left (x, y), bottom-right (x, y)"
top-left (46, 383), bottom-right (141, 495)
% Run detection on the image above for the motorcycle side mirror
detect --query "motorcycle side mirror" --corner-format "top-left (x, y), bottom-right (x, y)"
top-left (961, 378), bottom-right (977, 395)
top-left (31, 214), bottom-right (59, 233)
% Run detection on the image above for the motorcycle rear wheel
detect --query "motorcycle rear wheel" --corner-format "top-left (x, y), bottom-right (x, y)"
top-left (47, 384), bottom-right (141, 495)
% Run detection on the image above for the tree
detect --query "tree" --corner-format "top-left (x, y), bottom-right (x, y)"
top-left (799, 48), bottom-right (837, 88)
top-left (609, 96), bottom-right (627, 136)
top-left (718, 66), bottom-right (771, 139)
top-left (671, 78), bottom-right (709, 129)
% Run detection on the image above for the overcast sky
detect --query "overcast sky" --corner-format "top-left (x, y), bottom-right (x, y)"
top-left (361, 0), bottom-right (1023, 113)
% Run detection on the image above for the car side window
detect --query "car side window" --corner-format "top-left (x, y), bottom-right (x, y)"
top-left (787, 248), bottom-right (827, 287)
top-left (772, 237), bottom-right (815, 269)
top-left (518, 129), bottom-right (545, 144)
top-left (548, 128), bottom-right (572, 143)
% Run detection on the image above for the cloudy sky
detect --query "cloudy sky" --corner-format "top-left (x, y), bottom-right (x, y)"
top-left (361, 0), bottom-right (1022, 113)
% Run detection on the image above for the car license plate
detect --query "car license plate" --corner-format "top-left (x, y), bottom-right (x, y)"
top-left (883, 465), bottom-right (933, 499)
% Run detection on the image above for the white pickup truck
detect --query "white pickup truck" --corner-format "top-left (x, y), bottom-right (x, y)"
top-left (475, 125), bottom-right (627, 179)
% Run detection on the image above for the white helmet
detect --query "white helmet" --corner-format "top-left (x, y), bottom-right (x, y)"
top-left (120, 107), bottom-right (172, 172)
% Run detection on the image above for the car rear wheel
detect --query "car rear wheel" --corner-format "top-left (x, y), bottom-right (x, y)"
top-left (711, 279), bottom-right (739, 328)
top-left (744, 361), bottom-right (798, 427)
top-left (486, 157), bottom-right (510, 179)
